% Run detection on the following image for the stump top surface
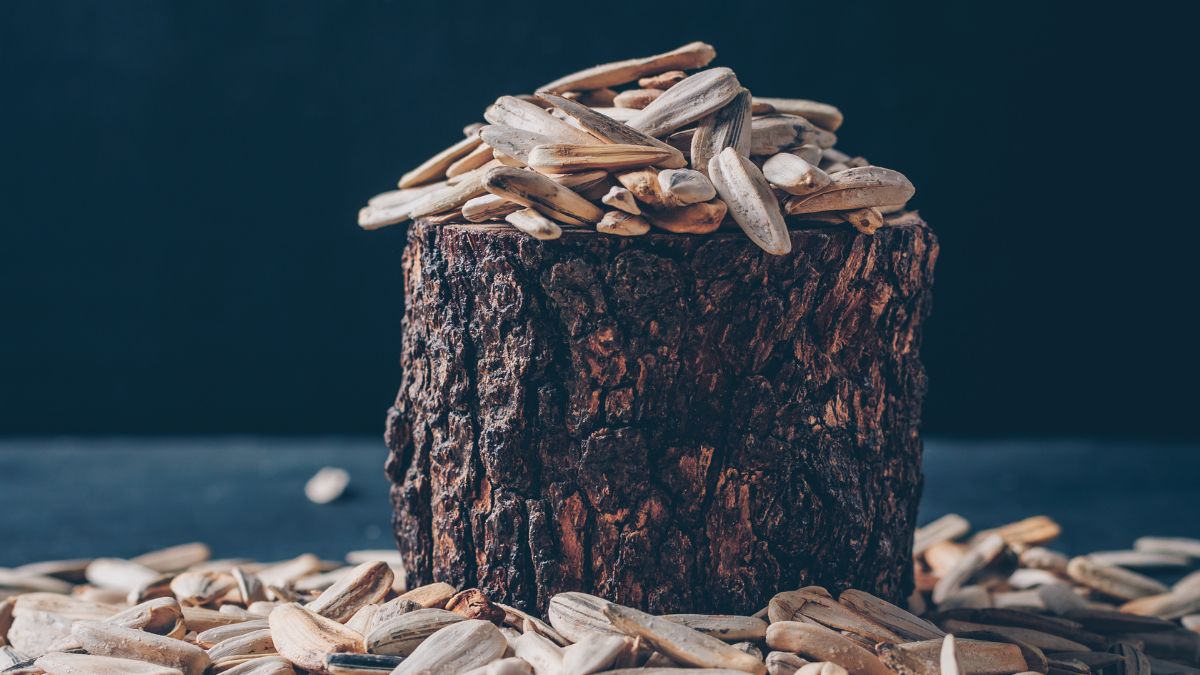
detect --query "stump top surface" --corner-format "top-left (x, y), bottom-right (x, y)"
top-left (432, 211), bottom-right (927, 247)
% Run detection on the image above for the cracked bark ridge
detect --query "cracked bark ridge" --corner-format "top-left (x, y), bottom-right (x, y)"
top-left (385, 216), bottom-right (938, 615)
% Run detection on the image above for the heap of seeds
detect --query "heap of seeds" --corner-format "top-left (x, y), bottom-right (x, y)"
top-left (3, 517), bottom-right (1198, 674)
top-left (358, 42), bottom-right (916, 255)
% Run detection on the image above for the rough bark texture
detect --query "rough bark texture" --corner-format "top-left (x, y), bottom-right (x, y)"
top-left (385, 216), bottom-right (938, 615)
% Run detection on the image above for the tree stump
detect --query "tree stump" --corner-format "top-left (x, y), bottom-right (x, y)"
top-left (385, 215), bottom-right (938, 615)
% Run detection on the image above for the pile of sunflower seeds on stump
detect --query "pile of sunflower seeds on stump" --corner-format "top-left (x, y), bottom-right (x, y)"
top-left (3, 517), bottom-right (1199, 674)
top-left (357, 42), bottom-right (916, 254)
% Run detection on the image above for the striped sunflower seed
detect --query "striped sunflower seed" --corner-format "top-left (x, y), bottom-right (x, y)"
top-left (539, 41), bottom-right (716, 94)
top-left (708, 147), bottom-right (790, 254)
top-left (364, 607), bottom-right (463, 656)
top-left (765, 621), bottom-right (890, 675)
top-left (267, 603), bottom-right (363, 674)
top-left (629, 68), bottom-right (743, 139)
top-left (305, 561), bottom-right (393, 623)
top-left (389, 619), bottom-right (507, 675)
top-left (35, 652), bottom-right (185, 675)
top-left (71, 620), bottom-right (210, 675)
top-left (1066, 556), bottom-right (1169, 601)
top-left (603, 603), bottom-right (766, 674)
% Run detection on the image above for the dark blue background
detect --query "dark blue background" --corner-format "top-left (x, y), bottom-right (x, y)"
top-left (2, 1), bottom-right (1196, 437)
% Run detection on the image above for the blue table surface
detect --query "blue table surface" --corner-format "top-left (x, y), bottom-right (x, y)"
top-left (1, 438), bottom-right (1197, 567)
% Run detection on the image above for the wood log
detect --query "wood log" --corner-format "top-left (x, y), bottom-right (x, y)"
top-left (385, 216), bottom-right (938, 615)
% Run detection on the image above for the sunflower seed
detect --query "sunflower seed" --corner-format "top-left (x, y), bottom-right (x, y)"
top-left (751, 98), bottom-right (844, 131)
top-left (207, 628), bottom-right (276, 665)
top-left (1092, 550), bottom-right (1194, 568)
top-left (358, 183), bottom-right (447, 230)
top-left (1066, 556), bottom-right (1169, 601)
top-left (1178, 571), bottom-right (1200, 594)
top-left (878, 638), bottom-right (1029, 675)
top-left (267, 603), bottom-right (363, 674)
top-left (511, 630), bottom-right (563, 674)
top-left (772, 588), bottom-right (903, 644)
top-left (304, 467), bottom-right (350, 505)
top-left (783, 166), bottom-right (916, 215)
top-left (761, 154), bottom-right (830, 197)
top-left (443, 589), bottom-right (505, 625)
top-left (797, 663), bottom-right (848, 675)
top-left (540, 41), bottom-right (716, 93)
top-left (1122, 589), bottom-right (1200, 620)
top-left (2, 646), bottom-right (26, 669)
top-left (325, 652), bottom-right (403, 674)
top-left (660, 614), bottom-right (768, 642)
top-left (844, 207), bottom-right (885, 234)
top-left (939, 585), bottom-right (993, 609)
top-left (220, 656), bottom-right (297, 675)
top-left (478, 126), bottom-right (552, 166)
top-left (601, 670), bottom-right (751, 675)
top-left (765, 621), bottom-right (889, 675)
top-left (914, 514), bottom-right (971, 556)
top-left (493, 602), bottom-right (569, 647)
top-left (614, 89), bottom-right (664, 109)
top-left (460, 656), bottom-right (535, 675)
top-left (932, 533), bottom-right (1007, 604)
top-left (344, 604), bottom-right (380, 635)
top-left (7, 593), bottom-right (121, 656)
top-left (560, 635), bottom-right (629, 674)
top-left (629, 68), bottom-right (742, 138)
top-left (305, 561), bottom-right (393, 623)
top-left (640, 71), bottom-right (688, 90)
top-left (599, 186), bottom-right (640, 214)
top-left (528, 143), bottom-right (675, 173)
top-left (84, 558), bottom-right (160, 594)
top-left (398, 136), bottom-right (483, 189)
top-left (615, 168), bottom-right (669, 208)
top-left (447, 141), bottom-right (496, 178)
top-left (407, 168), bottom-right (489, 219)
top-left (1136, 537), bottom-right (1200, 559)
top-left (657, 169), bottom-right (716, 205)
top-left (72, 620), bottom-right (210, 675)
top-left (604, 603), bottom-right (766, 674)
top-left (197, 619), bottom-right (270, 648)
top-left (125, 543), bottom-right (210, 574)
top-left (643, 200), bottom-right (727, 234)
top-left (181, 607), bottom-right (255, 634)
top-left (108, 597), bottom-right (185, 638)
top-left (708, 147), bottom-right (789, 254)
top-left (35, 652), bottom-right (185, 675)
top-left (938, 618), bottom-right (1090, 651)
top-left (973, 516), bottom-right (1063, 547)
top-left (396, 582), bottom-right (458, 609)
top-left (485, 96), bottom-right (598, 146)
top-left (564, 88), bottom-right (618, 106)
top-left (924, 541), bottom-right (968, 576)
top-left (535, 93), bottom-right (686, 169)
top-left (484, 167), bottom-right (604, 225)
top-left (766, 651), bottom-right (809, 675)
top-left (688, 88), bottom-right (752, 177)
top-left (1019, 547), bottom-right (1070, 572)
top-left (169, 571), bottom-right (234, 607)
top-left (364, 607), bottom-right (463, 656)
top-left (836, 589), bottom-right (945, 641)
top-left (747, 115), bottom-right (834, 154)
top-left (257, 555), bottom-right (323, 589)
top-left (390, 619), bottom-right (507, 675)
top-left (0, 569), bottom-right (73, 594)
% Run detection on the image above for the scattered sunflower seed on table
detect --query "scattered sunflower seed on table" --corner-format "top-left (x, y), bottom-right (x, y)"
top-left (3, 519), bottom-right (1200, 674)
top-left (357, 41), bottom-right (917, 253)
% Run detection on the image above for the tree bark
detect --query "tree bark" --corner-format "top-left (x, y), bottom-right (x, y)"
top-left (385, 215), bottom-right (938, 615)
